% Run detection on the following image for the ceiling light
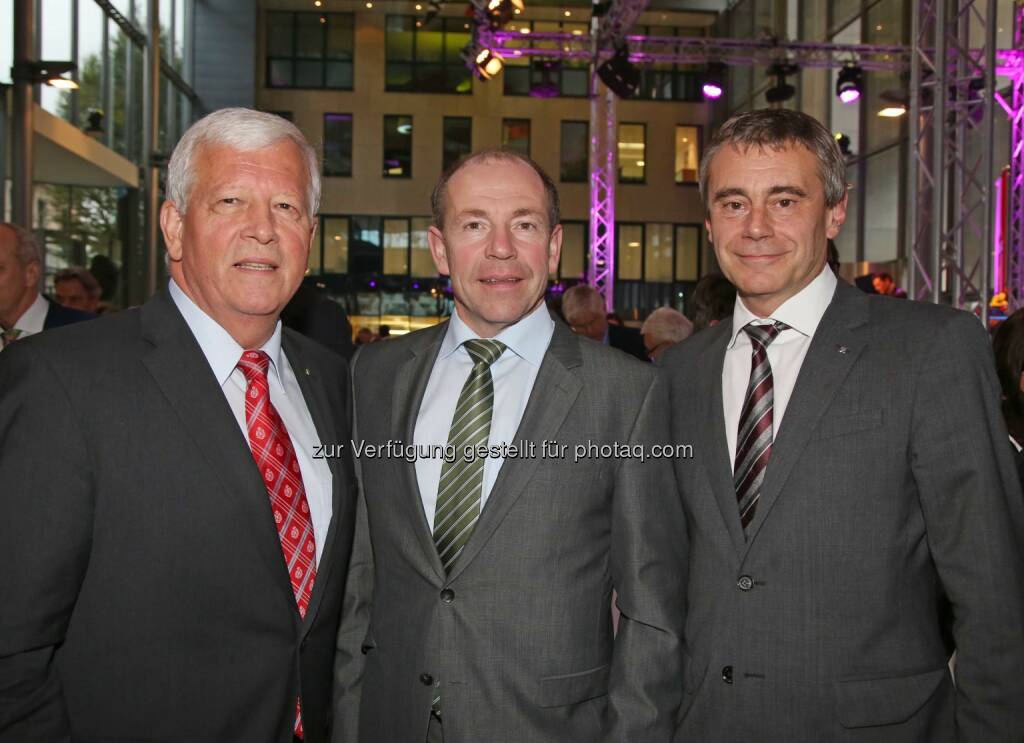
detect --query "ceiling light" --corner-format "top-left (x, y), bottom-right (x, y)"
top-left (878, 106), bottom-right (907, 117)
top-left (765, 62), bottom-right (798, 104)
top-left (836, 63), bottom-right (864, 104)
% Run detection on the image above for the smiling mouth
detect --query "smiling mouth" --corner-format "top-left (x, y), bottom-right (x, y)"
top-left (235, 261), bottom-right (277, 271)
top-left (480, 277), bottom-right (522, 285)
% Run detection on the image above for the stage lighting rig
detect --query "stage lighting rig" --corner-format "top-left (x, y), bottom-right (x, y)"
top-left (765, 62), bottom-right (798, 104)
top-left (836, 63), bottom-right (864, 104)
top-left (597, 45), bottom-right (639, 100)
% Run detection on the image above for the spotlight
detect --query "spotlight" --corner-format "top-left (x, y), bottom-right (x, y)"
top-left (701, 62), bottom-right (726, 101)
top-left (13, 60), bottom-right (79, 89)
top-left (765, 62), bottom-right (798, 104)
top-left (877, 88), bottom-right (908, 118)
top-left (468, 46), bottom-right (504, 79)
top-left (597, 45), bottom-right (639, 100)
top-left (834, 131), bottom-right (852, 156)
top-left (836, 63), bottom-right (863, 104)
top-left (485, 0), bottom-right (524, 28)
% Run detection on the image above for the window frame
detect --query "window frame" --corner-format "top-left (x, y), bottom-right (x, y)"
top-left (323, 112), bottom-right (354, 178)
top-left (264, 11), bottom-right (355, 91)
top-left (382, 114), bottom-right (414, 179)
top-left (384, 15), bottom-right (474, 95)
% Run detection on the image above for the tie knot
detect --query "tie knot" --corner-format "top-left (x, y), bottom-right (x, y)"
top-left (237, 349), bottom-right (271, 382)
top-left (742, 321), bottom-right (788, 349)
top-left (1, 328), bottom-right (21, 346)
top-left (463, 339), bottom-right (506, 367)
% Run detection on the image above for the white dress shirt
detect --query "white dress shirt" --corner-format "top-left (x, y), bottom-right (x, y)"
top-left (169, 280), bottom-right (333, 562)
top-left (414, 301), bottom-right (554, 531)
top-left (1, 293), bottom-right (48, 349)
top-left (723, 265), bottom-right (837, 470)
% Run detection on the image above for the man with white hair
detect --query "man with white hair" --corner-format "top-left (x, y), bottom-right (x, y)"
top-left (0, 223), bottom-right (94, 349)
top-left (641, 306), bottom-right (692, 361)
top-left (561, 283), bottom-right (647, 360)
top-left (0, 108), bottom-right (356, 743)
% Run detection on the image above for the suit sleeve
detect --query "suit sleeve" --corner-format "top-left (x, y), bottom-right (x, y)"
top-left (331, 348), bottom-right (374, 743)
top-left (606, 370), bottom-right (687, 742)
top-left (0, 343), bottom-right (94, 741)
top-left (909, 311), bottom-right (1024, 738)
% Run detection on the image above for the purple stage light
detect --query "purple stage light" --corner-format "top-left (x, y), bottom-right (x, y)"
top-left (702, 82), bottom-right (723, 100)
top-left (839, 88), bottom-right (861, 104)
top-left (369, 280), bottom-right (377, 288)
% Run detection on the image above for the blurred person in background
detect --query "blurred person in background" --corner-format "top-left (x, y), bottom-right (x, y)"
top-left (992, 307), bottom-right (1024, 488)
top-left (641, 306), bottom-right (693, 361)
top-left (562, 283), bottom-right (647, 360)
top-left (54, 266), bottom-right (102, 314)
top-left (689, 273), bottom-right (736, 333)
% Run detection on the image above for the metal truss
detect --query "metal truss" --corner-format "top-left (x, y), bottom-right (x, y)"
top-left (588, 85), bottom-right (617, 310)
top-left (1006, 2), bottom-right (1024, 312)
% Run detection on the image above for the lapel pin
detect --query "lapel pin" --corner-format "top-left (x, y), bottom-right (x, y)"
top-left (837, 345), bottom-right (848, 354)
top-left (305, 368), bottom-right (312, 376)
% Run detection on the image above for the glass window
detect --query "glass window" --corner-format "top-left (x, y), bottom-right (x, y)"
top-left (411, 217), bottom-right (436, 277)
top-left (324, 114), bottom-right (353, 177)
top-left (351, 216), bottom-right (383, 274)
top-left (76, 0), bottom-right (106, 128)
top-left (630, 25), bottom-right (706, 103)
top-left (385, 16), bottom-right (472, 94)
top-left (674, 226), bottom-right (700, 280)
top-left (674, 126), bottom-right (700, 184)
top-left (266, 12), bottom-right (354, 89)
top-left (618, 224), bottom-right (643, 280)
top-left (40, 0), bottom-right (73, 118)
top-left (383, 115), bottom-right (413, 178)
top-left (502, 20), bottom-right (601, 99)
top-left (443, 117), bottom-right (472, 171)
top-left (322, 217), bottom-right (349, 273)
top-left (560, 121), bottom-right (588, 182)
top-left (502, 119), bottom-right (531, 156)
top-left (558, 222), bottom-right (586, 280)
top-left (863, 146), bottom-right (900, 262)
top-left (384, 219), bottom-right (411, 275)
top-left (618, 123), bottom-right (645, 184)
top-left (645, 224), bottom-right (673, 282)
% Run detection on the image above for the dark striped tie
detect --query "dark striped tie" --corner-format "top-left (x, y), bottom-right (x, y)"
top-left (433, 338), bottom-right (506, 572)
top-left (734, 321), bottom-right (787, 535)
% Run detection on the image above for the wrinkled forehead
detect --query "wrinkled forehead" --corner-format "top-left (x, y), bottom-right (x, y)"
top-left (447, 158), bottom-right (547, 210)
top-left (709, 141), bottom-right (823, 189)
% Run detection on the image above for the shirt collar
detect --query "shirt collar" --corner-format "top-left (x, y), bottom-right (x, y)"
top-left (728, 264), bottom-right (838, 348)
top-left (13, 293), bottom-right (49, 334)
top-left (439, 300), bottom-right (554, 367)
top-left (168, 279), bottom-right (284, 387)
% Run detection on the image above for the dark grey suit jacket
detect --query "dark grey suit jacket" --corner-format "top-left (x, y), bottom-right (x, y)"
top-left (662, 281), bottom-right (1024, 741)
top-left (0, 290), bottom-right (357, 743)
top-left (333, 317), bottom-right (686, 743)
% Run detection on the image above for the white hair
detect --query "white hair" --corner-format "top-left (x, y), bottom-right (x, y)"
top-left (561, 284), bottom-right (605, 325)
top-left (0, 223), bottom-right (43, 265)
top-left (166, 108), bottom-right (321, 218)
top-left (641, 307), bottom-right (693, 345)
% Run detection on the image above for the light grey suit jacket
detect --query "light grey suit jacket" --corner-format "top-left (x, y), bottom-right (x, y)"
top-left (333, 317), bottom-right (686, 742)
top-left (662, 280), bottom-right (1024, 741)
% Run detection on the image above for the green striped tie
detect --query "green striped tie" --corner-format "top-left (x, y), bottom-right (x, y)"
top-left (433, 338), bottom-right (506, 573)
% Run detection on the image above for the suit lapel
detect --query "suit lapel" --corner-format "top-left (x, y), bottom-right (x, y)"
top-left (742, 281), bottom-right (870, 552)
top-left (694, 320), bottom-right (748, 555)
top-left (282, 332), bottom-right (347, 630)
top-left (389, 324), bottom-right (449, 582)
top-left (446, 321), bottom-right (583, 583)
top-left (139, 291), bottom-right (295, 610)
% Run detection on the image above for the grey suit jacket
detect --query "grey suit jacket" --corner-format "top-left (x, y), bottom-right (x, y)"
top-left (662, 281), bottom-right (1024, 741)
top-left (333, 317), bottom-right (686, 743)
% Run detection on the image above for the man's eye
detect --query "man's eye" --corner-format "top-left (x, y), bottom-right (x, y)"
top-left (515, 222), bottom-right (537, 231)
top-left (777, 199), bottom-right (794, 208)
top-left (277, 202), bottom-right (295, 211)
top-left (465, 221), bottom-right (483, 230)
top-left (220, 197), bottom-right (239, 205)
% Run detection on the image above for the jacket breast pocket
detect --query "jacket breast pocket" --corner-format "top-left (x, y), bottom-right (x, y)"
top-left (534, 664), bottom-right (609, 708)
top-left (835, 666), bottom-right (949, 728)
top-left (815, 409), bottom-right (884, 441)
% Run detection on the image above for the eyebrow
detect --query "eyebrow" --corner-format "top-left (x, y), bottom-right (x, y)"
top-left (712, 184), bottom-right (808, 201)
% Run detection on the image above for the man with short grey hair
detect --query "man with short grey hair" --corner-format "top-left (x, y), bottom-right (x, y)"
top-left (0, 108), bottom-right (356, 742)
top-left (0, 223), bottom-right (93, 349)
top-left (640, 307), bottom-right (692, 361)
top-left (562, 284), bottom-right (647, 360)
top-left (664, 107), bottom-right (1024, 741)
top-left (54, 266), bottom-right (103, 314)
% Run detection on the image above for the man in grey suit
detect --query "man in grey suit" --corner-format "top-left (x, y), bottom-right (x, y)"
top-left (333, 150), bottom-right (686, 742)
top-left (662, 108), bottom-right (1024, 740)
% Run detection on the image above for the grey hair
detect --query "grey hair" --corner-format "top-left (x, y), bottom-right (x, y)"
top-left (699, 108), bottom-right (847, 208)
top-left (561, 284), bottom-right (605, 325)
top-left (641, 306), bottom-right (693, 345)
top-left (166, 108), bottom-right (321, 218)
top-left (0, 222), bottom-right (43, 265)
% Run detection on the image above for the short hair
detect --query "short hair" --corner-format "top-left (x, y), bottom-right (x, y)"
top-left (431, 149), bottom-right (560, 233)
top-left (54, 266), bottom-right (102, 298)
top-left (166, 107), bottom-right (321, 218)
top-left (699, 109), bottom-right (847, 209)
top-left (993, 308), bottom-right (1024, 443)
top-left (691, 274), bottom-right (737, 332)
top-left (561, 284), bottom-right (605, 325)
top-left (0, 222), bottom-right (43, 265)
top-left (874, 272), bottom-right (894, 282)
top-left (641, 306), bottom-right (693, 345)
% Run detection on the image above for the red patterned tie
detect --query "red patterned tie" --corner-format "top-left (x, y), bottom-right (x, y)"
top-left (237, 350), bottom-right (316, 738)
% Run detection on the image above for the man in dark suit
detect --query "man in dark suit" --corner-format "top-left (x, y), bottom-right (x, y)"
top-left (561, 283), bottom-right (648, 360)
top-left (0, 223), bottom-right (93, 349)
top-left (663, 108), bottom-right (1024, 740)
top-left (333, 150), bottom-right (685, 742)
top-left (0, 108), bottom-right (356, 742)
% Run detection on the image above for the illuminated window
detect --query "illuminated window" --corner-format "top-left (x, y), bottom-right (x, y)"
top-left (617, 224), bottom-right (643, 280)
top-left (502, 118), bottom-right (531, 156)
top-left (384, 219), bottom-right (410, 275)
top-left (383, 115), bottom-right (413, 178)
top-left (385, 16), bottom-right (472, 94)
top-left (321, 217), bottom-right (350, 273)
top-left (411, 218), bottom-right (436, 277)
top-left (674, 225), bottom-right (700, 280)
top-left (674, 126), bottom-right (700, 184)
top-left (645, 223), bottom-right (673, 282)
top-left (617, 123), bottom-right (645, 183)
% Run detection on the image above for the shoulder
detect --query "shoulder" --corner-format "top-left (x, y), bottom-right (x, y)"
top-left (571, 330), bottom-right (658, 391)
top-left (352, 323), bottom-right (445, 375)
top-left (660, 320), bottom-right (730, 372)
top-left (44, 300), bottom-right (96, 328)
top-left (283, 325), bottom-right (349, 379)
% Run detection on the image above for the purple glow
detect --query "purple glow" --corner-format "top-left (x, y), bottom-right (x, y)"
top-left (839, 88), bottom-right (861, 104)
top-left (369, 280), bottom-right (377, 288)
top-left (702, 82), bottom-right (723, 99)
top-left (412, 282), bottom-right (420, 289)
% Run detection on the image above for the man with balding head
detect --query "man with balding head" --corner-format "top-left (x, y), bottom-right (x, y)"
top-left (0, 223), bottom-right (93, 349)
top-left (562, 284), bottom-right (647, 360)
top-left (0, 108), bottom-right (356, 742)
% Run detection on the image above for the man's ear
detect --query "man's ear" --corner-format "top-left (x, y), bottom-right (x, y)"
top-left (161, 201), bottom-right (185, 263)
top-left (427, 226), bottom-right (451, 276)
top-left (546, 224), bottom-right (563, 276)
top-left (24, 259), bottom-right (41, 289)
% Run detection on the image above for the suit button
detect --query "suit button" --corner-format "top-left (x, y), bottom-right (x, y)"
top-left (721, 665), bottom-right (733, 685)
top-left (737, 575), bottom-right (753, 591)
top-left (440, 588), bottom-right (455, 604)
top-left (420, 673), bottom-right (434, 686)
